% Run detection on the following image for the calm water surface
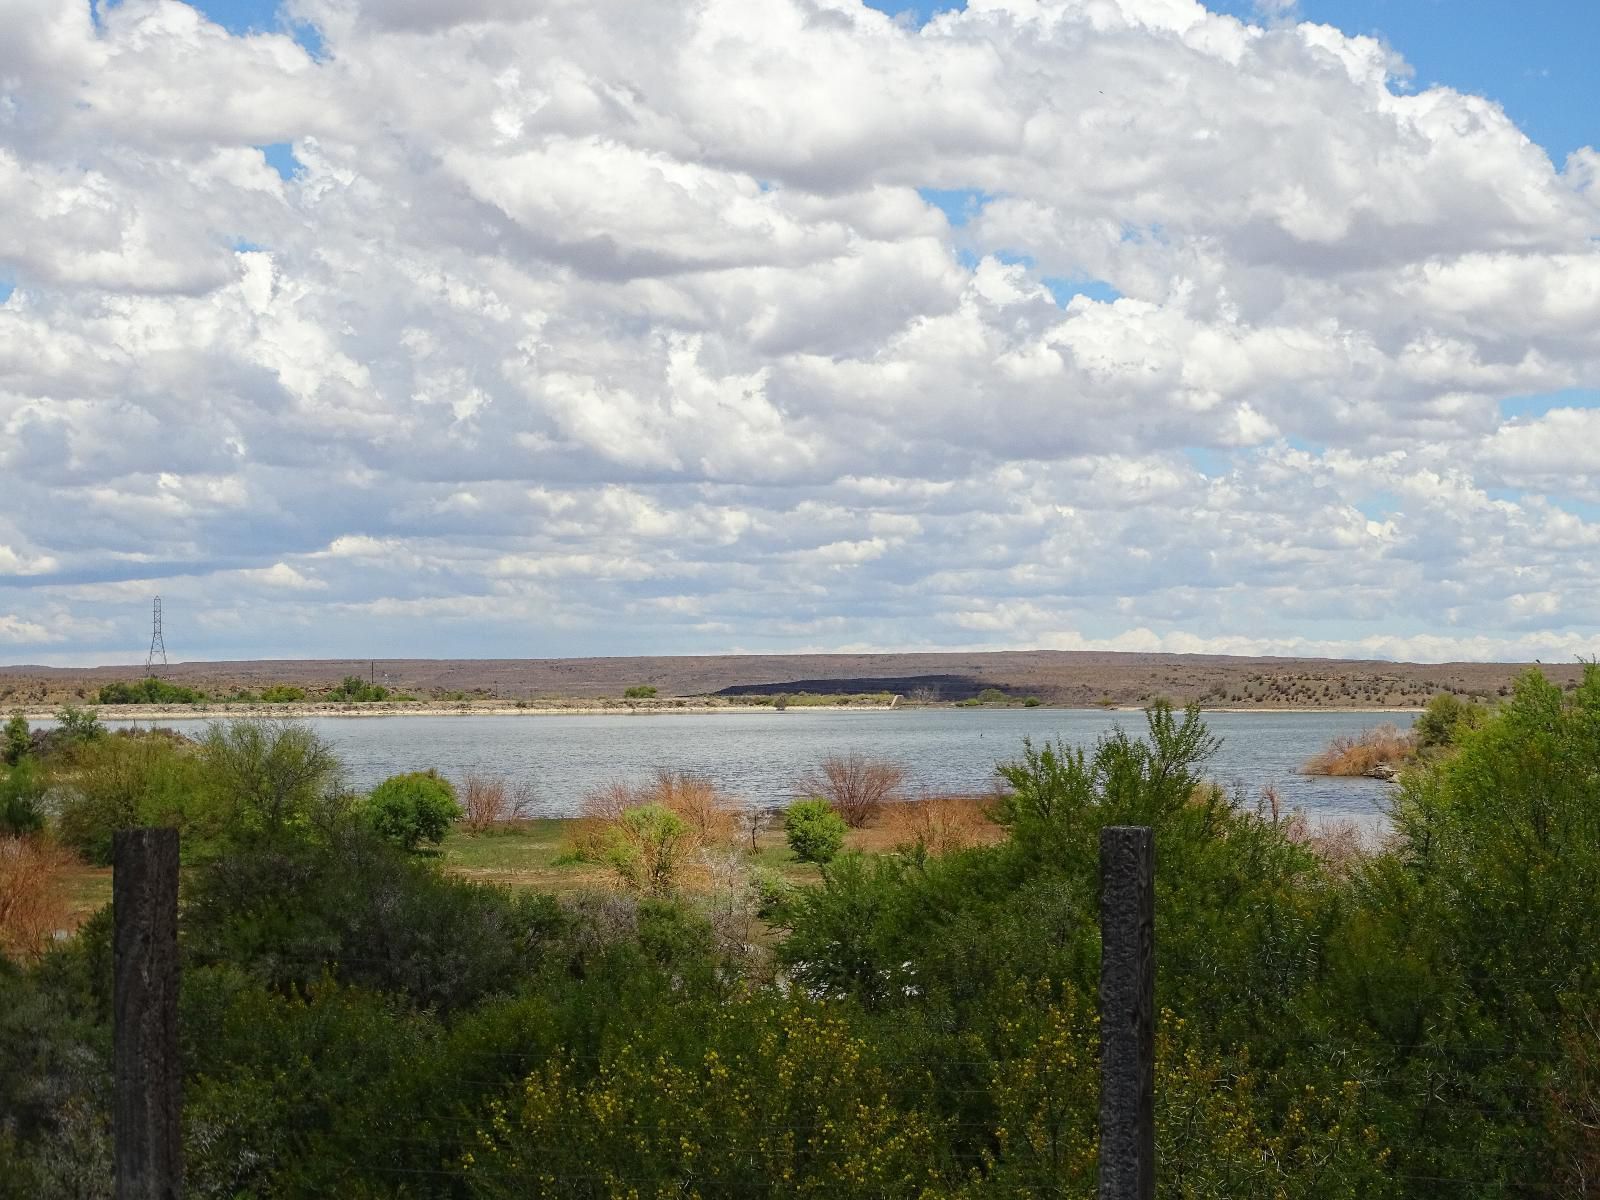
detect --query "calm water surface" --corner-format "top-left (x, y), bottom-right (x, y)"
top-left (93, 708), bottom-right (1413, 829)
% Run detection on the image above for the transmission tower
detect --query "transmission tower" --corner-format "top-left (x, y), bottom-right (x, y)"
top-left (145, 596), bottom-right (168, 674)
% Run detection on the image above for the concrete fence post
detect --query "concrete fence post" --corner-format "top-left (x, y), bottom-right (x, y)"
top-left (1099, 824), bottom-right (1155, 1200)
top-left (114, 827), bottom-right (182, 1200)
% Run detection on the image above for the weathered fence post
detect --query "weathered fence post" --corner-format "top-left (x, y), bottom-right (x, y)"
top-left (1099, 824), bottom-right (1154, 1200)
top-left (114, 828), bottom-right (182, 1200)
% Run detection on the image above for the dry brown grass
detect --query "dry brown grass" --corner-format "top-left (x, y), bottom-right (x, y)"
top-left (884, 795), bottom-right (996, 856)
top-left (796, 753), bottom-right (906, 828)
top-left (0, 835), bottom-right (72, 963)
top-left (573, 769), bottom-right (738, 861)
top-left (460, 773), bottom-right (537, 834)
top-left (1301, 724), bottom-right (1414, 778)
top-left (1279, 810), bottom-right (1371, 878)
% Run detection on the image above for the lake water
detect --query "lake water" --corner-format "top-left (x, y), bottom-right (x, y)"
top-left (87, 708), bottom-right (1413, 829)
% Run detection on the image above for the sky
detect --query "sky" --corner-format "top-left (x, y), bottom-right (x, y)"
top-left (2, 0), bottom-right (1599, 667)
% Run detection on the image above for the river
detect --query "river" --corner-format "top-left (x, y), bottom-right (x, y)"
top-left (86, 707), bottom-right (1413, 829)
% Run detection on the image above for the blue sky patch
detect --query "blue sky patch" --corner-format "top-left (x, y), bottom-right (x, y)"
top-left (1183, 447), bottom-right (1231, 477)
top-left (1355, 490), bottom-right (1403, 521)
top-left (180, 0), bottom-right (325, 56)
top-left (1499, 387), bottom-right (1600, 419)
top-left (919, 187), bottom-right (989, 227)
top-left (1203, 1), bottom-right (1597, 162)
top-left (1042, 277), bottom-right (1120, 306)
top-left (258, 142), bottom-right (299, 181)
top-left (863, 0), bottom-right (964, 26)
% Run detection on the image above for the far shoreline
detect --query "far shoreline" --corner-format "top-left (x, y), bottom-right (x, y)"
top-left (15, 701), bottom-right (1428, 722)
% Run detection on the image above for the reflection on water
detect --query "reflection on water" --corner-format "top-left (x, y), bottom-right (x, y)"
top-left (87, 707), bottom-right (1414, 829)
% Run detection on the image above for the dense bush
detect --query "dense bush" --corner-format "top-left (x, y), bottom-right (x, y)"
top-left (605, 804), bottom-right (693, 895)
top-left (0, 759), bottom-right (45, 836)
top-left (195, 720), bottom-right (346, 852)
top-left (53, 731), bottom-right (206, 865)
top-left (365, 769), bottom-right (460, 852)
top-left (328, 675), bottom-right (389, 703)
top-left (95, 677), bottom-right (206, 705)
top-left (2, 714), bottom-right (28, 767)
top-left (1412, 689), bottom-right (1485, 750)
top-left (784, 797), bottom-right (846, 864)
top-left (623, 684), bottom-right (657, 698)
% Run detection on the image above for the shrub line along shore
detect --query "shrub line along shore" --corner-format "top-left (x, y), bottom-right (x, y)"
top-left (13, 700), bottom-right (1429, 721)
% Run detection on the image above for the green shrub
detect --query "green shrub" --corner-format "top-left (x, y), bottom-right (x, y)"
top-left (0, 759), bottom-right (45, 835)
top-left (2, 715), bottom-right (28, 767)
top-left (623, 685), bottom-right (658, 699)
top-left (328, 676), bottom-right (389, 703)
top-left (54, 706), bottom-right (103, 745)
top-left (1412, 690), bottom-right (1484, 750)
top-left (54, 732), bottom-right (205, 864)
top-left (606, 804), bottom-right (693, 896)
top-left (259, 684), bottom-right (306, 704)
top-left (195, 721), bottom-right (347, 853)
top-left (365, 770), bottom-right (460, 853)
top-left (785, 798), bottom-right (846, 864)
top-left (1023, 696), bottom-right (1042, 707)
top-left (95, 678), bottom-right (205, 705)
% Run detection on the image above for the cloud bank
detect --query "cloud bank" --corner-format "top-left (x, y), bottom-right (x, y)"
top-left (2, 0), bottom-right (1598, 664)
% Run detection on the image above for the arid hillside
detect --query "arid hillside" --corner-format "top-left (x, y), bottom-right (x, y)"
top-left (0, 651), bottom-right (1584, 709)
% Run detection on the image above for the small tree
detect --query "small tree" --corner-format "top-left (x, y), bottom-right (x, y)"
top-left (607, 804), bottom-right (693, 896)
top-left (461, 773), bottom-right (536, 834)
top-left (739, 800), bottom-right (776, 852)
top-left (785, 799), bottom-right (846, 865)
top-left (3, 713), bottom-right (29, 766)
top-left (796, 753), bottom-right (904, 828)
top-left (1413, 691), bottom-right (1484, 751)
top-left (366, 770), bottom-right (461, 853)
top-left (55, 705), bottom-right (104, 744)
top-left (624, 685), bottom-right (658, 699)
top-left (199, 720), bottom-right (345, 849)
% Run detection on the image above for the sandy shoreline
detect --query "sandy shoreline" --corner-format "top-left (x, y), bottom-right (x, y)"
top-left (15, 701), bottom-right (1426, 722)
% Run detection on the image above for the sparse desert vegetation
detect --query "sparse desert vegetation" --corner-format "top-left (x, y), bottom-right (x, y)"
top-left (1, 649), bottom-right (1580, 714)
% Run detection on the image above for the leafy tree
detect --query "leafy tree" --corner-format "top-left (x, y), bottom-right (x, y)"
top-left (195, 720), bottom-right (346, 851)
top-left (2, 715), bottom-right (28, 767)
top-left (785, 798), bottom-right (846, 864)
top-left (365, 770), bottom-right (460, 853)
top-left (623, 684), bottom-right (657, 699)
